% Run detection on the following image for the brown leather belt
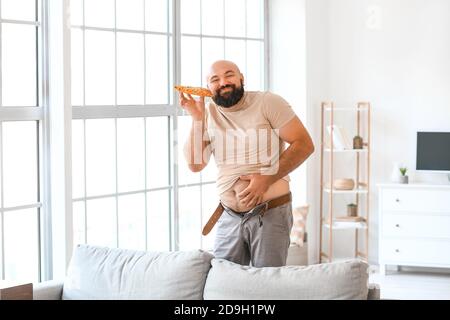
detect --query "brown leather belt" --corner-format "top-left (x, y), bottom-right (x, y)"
top-left (202, 192), bottom-right (292, 236)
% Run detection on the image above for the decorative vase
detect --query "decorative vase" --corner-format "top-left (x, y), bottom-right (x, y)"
top-left (353, 136), bottom-right (363, 149)
top-left (390, 162), bottom-right (402, 183)
top-left (399, 175), bottom-right (409, 184)
top-left (347, 205), bottom-right (358, 217)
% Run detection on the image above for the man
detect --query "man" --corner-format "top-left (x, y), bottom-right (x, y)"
top-left (180, 60), bottom-right (314, 267)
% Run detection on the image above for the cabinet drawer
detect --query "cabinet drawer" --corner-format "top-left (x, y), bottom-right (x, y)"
top-left (382, 214), bottom-right (450, 239)
top-left (382, 189), bottom-right (450, 213)
top-left (381, 238), bottom-right (450, 265)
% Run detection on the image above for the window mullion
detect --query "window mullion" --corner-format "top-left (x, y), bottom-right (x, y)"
top-left (82, 0), bottom-right (87, 246)
top-left (0, 123), bottom-right (5, 280)
top-left (46, 0), bottom-right (73, 280)
top-left (143, 118), bottom-right (148, 251)
top-left (143, 0), bottom-right (147, 105)
top-left (40, 0), bottom-right (52, 282)
top-left (0, 3), bottom-right (3, 108)
top-left (171, 0), bottom-right (181, 251)
top-left (114, 0), bottom-right (119, 248)
top-left (264, 0), bottom-right (269, 90)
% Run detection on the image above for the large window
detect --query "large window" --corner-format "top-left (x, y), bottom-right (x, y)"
top-left (0, 0), bottom-right (266, 282)
top-left (70, 0), bottom-right (172, 252)
top-left (71, 0), bottom-right (266, 253)
top-left (0, 0), bottom-right (43, 282)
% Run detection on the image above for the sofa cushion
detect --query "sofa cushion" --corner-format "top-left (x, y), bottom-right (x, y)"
top-left (203, 259), bottom-right (369, 300)
top-left (62, 245), bottom-right (214, 300)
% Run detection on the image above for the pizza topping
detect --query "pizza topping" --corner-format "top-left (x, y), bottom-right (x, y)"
top-left (174, 85), bottom-right (213, 97)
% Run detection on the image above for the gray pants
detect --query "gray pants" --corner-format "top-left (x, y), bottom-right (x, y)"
top-left (213, 200), bottom-right (293, 268)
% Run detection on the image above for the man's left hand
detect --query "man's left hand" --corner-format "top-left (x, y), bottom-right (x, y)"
top-left (237, 174), bottom-right (273, 207)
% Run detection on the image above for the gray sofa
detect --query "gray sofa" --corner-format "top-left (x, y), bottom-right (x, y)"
top-left (33, 244), bottom-right (380, 300)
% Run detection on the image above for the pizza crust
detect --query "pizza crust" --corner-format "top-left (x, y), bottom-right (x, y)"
top-left (174, 85), bottom-right (213, 97)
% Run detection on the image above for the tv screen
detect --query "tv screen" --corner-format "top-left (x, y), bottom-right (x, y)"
top-left (416, 132), bottom-right (450, 172)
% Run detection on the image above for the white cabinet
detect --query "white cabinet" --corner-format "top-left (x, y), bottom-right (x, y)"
top-left (378, 183), bottom-right (450, 275)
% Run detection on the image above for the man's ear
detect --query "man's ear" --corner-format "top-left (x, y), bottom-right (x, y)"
top-left (205, 74), bottom-right (211, 89)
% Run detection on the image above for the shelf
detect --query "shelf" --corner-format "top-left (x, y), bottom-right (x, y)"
top-left (324, 107), bottom-right (369, 111)
top-left (324, 148), bottom-right (368, 153)
top-left (323, 221), bottom-right (368, 230)
top-left (323, 187), bottom-right (368, 194)
top-left (319, 255), bottom-right (367, 263)
top-left (322, 217), bottom-right (367, 230)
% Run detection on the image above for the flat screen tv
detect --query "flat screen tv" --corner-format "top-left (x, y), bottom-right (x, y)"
top-left (416, 132), bottom-right (450, 173)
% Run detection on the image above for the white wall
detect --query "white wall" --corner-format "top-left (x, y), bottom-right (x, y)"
top-left (269, 0), bottom-right (314, 262)
top-left (268, 0), bottom-right (307, 204)
top-left (304, 0), bottom-right (331, 264)
top-left (305, 0), bottom-right (450, 264)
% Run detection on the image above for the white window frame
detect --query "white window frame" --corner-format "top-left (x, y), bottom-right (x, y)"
top-left (0, 0), bottom-right (48, 282)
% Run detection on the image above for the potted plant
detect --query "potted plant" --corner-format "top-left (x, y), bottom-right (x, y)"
top-left (399, 167), bottom-right (408, 184)
top-left (347, 203), bottom-right (358, 217)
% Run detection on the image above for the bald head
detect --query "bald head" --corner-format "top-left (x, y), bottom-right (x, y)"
top-left (206, 60), bottom-right (244, 85)
top-left (206, 60), bottom-right (245, 108)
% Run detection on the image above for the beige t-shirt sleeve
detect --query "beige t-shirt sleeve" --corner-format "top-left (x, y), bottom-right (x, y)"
top-left (263, 92), bottom-right (297, 129)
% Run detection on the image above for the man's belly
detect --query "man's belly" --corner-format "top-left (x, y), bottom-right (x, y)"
top-left (220, 178), bottom-right (290, 212)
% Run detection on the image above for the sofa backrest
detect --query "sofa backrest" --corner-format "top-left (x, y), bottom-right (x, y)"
top-left (62, 244), bottom-right (214, 300)
top-left (204, 258), bottom-right (369, 300)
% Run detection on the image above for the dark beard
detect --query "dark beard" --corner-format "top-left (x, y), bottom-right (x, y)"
top-left (212, 82), bottom-right (245, 108)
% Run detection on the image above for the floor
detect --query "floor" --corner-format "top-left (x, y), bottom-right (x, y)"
top-left (368, 266), bottom-right (450, 300)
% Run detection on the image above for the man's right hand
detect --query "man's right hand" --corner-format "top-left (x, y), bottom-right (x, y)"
top-left (179, 92), bottom-right (205, 121)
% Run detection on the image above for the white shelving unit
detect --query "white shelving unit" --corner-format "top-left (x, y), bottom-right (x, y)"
top-left (319, 102), bottom-right (371, 263)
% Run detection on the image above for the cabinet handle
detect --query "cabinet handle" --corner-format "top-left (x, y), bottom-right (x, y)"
top-left (395, 198), bottom-right (400, 202)
top-left (395, 224), bottom-right (400, 228)
top-left (395, 249), bottom-right (400, 253)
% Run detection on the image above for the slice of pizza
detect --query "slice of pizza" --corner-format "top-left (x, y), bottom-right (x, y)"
top-left (174, 85), bottom-right (213, 97)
